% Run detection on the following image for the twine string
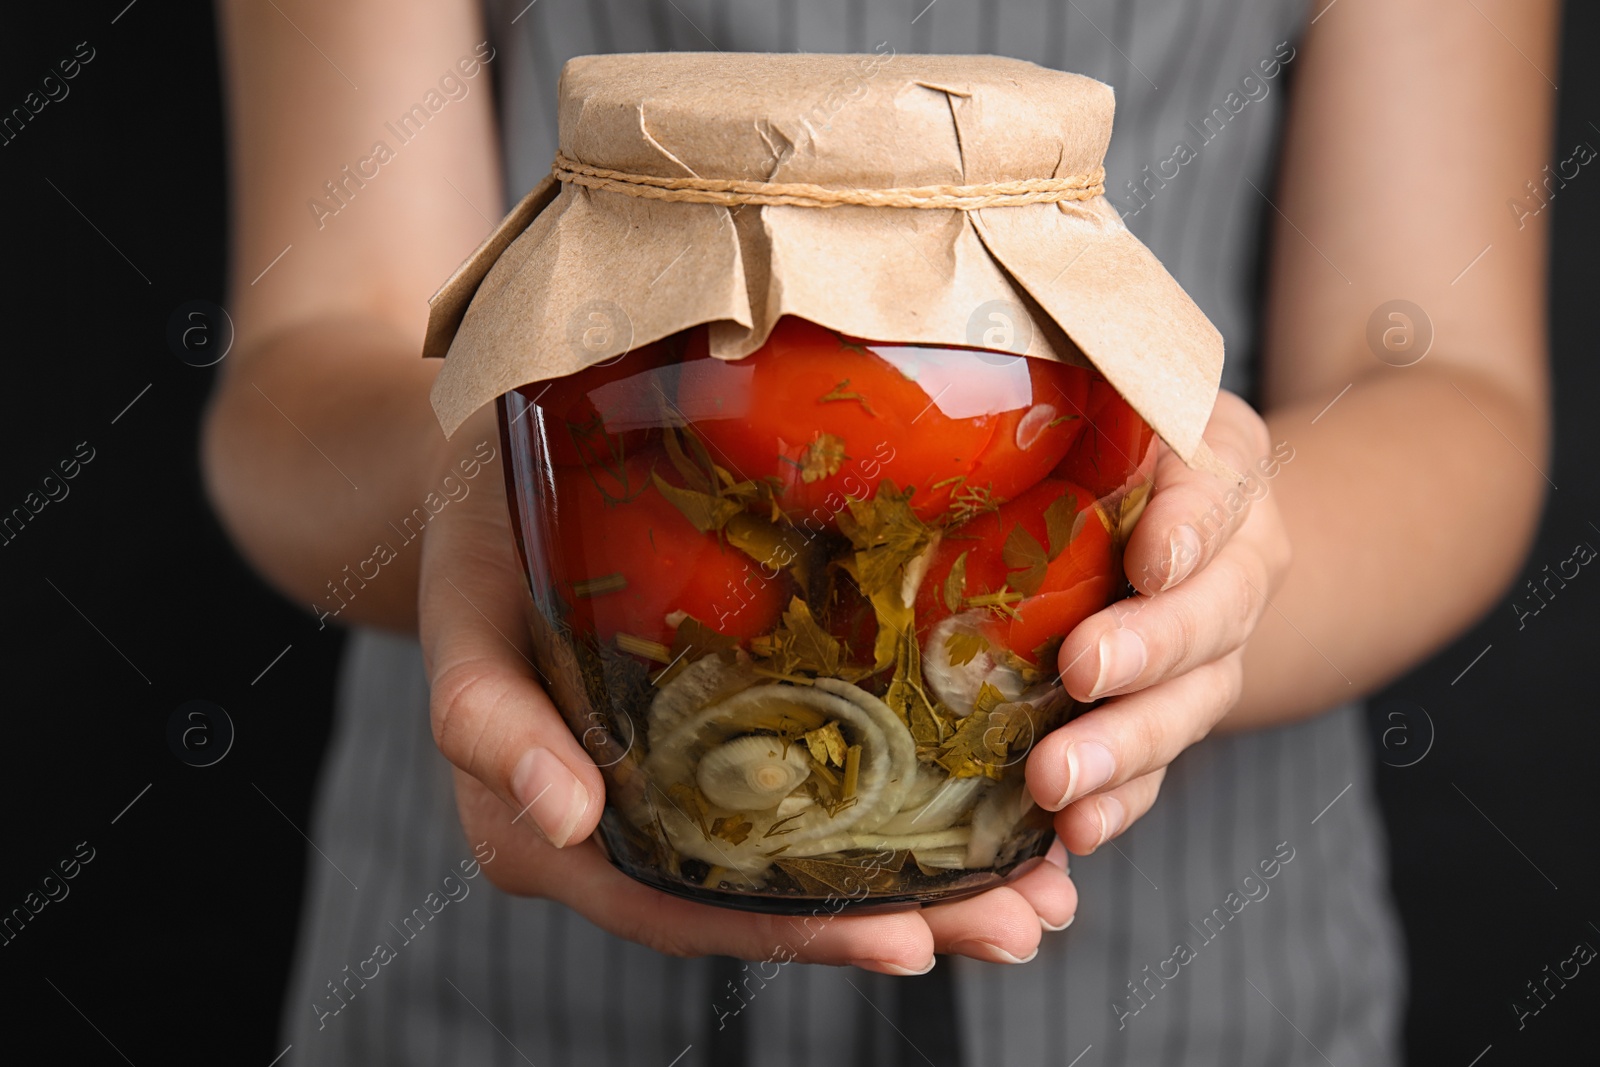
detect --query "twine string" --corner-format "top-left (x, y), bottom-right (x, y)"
top-left (550, 151), bottom-right (1105, 210)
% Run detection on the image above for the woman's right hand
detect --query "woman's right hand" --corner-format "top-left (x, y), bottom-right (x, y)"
top-left (417, 407), bottom-right (1077, 971)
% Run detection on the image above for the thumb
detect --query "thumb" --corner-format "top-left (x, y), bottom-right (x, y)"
top-left (1121, 391), bottom-right (1272, 596)
top-left (418, 484), bottom-right (605, 848)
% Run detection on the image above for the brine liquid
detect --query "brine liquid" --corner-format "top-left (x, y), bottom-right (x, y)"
top-left (498, 319), bottom-right (1153, 911)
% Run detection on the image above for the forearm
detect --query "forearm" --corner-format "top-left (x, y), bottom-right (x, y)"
top-left (201, 318), bottom-right (447, 632)
top-left (1227, 363), bottom-right (1547, 729)
top-left (206, 0), bottom-right (502, 632)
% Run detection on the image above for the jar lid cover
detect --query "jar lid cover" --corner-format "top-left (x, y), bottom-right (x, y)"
top-left (426, 52), bottom-right (1230, 475)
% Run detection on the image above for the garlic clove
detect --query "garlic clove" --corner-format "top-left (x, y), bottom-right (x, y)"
top-left (922, 611), bottom-right (1026, 716)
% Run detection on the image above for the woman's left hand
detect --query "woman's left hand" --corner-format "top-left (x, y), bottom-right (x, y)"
top-left (1026, 391), bottom-right (1292, 853)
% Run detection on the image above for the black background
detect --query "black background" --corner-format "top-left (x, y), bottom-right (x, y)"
top-left (1, 2), bottom-right (1595, 1064)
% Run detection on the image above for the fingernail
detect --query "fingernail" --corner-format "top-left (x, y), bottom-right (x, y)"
top-left (1095, 796), bottom-right (1126, 848)
top-left (1162, 524), bottom-right (1202, 590)
top-left (951, 940), bottom-right (1038, 965)
top-left (1041, 914), bottom-right (1076, 932)
top-left (511, 748), bottom-right (591, 848)
top-left (852, 957), bottom-right (936, 976)
top-left (1088, 629), bottom-right (1146, 699)
top-left (1052, 741), bottom-right (1116, 810)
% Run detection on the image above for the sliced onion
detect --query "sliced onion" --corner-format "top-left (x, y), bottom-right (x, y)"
top-left (644, 679), bottom-right (918, 873)
top-left (875, 774), bottom-right (985, 835)
top-left (964, 778), bottom-right (1025, 869)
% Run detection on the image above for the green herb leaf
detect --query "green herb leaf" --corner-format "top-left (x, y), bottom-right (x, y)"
top-left (666, 782), bottom-right (711, 839)
top-left (682, 424), bottom-right (725, 487)
top-left (943, 629), bottom-right (988, 668)
top-left (785, 598), bottom-right (845, 674)
top-left (818, 378), bottom-right (877, 416)
top-left (665, 614), bottom-right (740, 669)
top-left (1117, 483), bottom-right (1152, 547)
top-left (660, 422), bottom-right (713, 493)
top-left (802, 721), bottom-right (848, 768)
top-left (764, 809), bottom-right (810, 838)
top-left (799, 432), bottom-right (848, 484)
top-left (1043, 492), bottom-right (1079, 559)
top-left (774, 854), bottom-right (904, 895)
top-left (972, 681), bottom-right (1009, 718)
top-left (1002, 522), bottom-right (1049, 597)
top-left (942, 550), bottom-right (968, 613)
top-left (711, 815), bottom-right (754, 845)
top-left (949, 481), bottom-right (1001, 523)
top-left (837, 481), bottom-right (932, 598)
top-left (933, 686), bottom-right (1034, 780)
top-left (756, 597), bottom-right (853, 679)
top-left (1030, 634), bottom-right (1066, 671)
top-left (908, 699), bottom-right (947, 747)
top-left (965, 586), bottom-right (1025, 621)
top-left (723, 513), bottom-right (806, 578)
top-left (882, 605), bottom-right (938, 726)
top-left (651, 470), bottom-right (744, 533)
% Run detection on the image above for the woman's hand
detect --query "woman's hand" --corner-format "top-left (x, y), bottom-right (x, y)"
top-left (418, 409), bottom-right (1077, 972)
top-left (1026, 392), bottom-right (1292, 854)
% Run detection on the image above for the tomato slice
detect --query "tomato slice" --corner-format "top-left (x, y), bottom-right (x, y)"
top-left (914, 477), bottom-right (1114, 663)
top-left (1053, 377), bottom-right (1156, 499)
top-left (676, 318), bottom-right (1092, 524)
top-left (524, 339), bottom-right (679, 468)
top-left (549, 449), bottom-right (788, 648)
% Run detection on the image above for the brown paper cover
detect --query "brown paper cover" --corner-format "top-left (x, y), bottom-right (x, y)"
top-left (425, 52), bottom-right (1228, 473)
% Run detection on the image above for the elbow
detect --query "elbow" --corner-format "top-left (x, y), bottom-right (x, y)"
top-left (1450, 365), bottom-right (1552, 619)
top-left (199, 376), bottom-right (256, 570)
top-left (198, 372), bottom-right (282, 598)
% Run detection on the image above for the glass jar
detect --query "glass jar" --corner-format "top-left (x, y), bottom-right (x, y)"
top-left (498, 316), bottom-right (1154, 913)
